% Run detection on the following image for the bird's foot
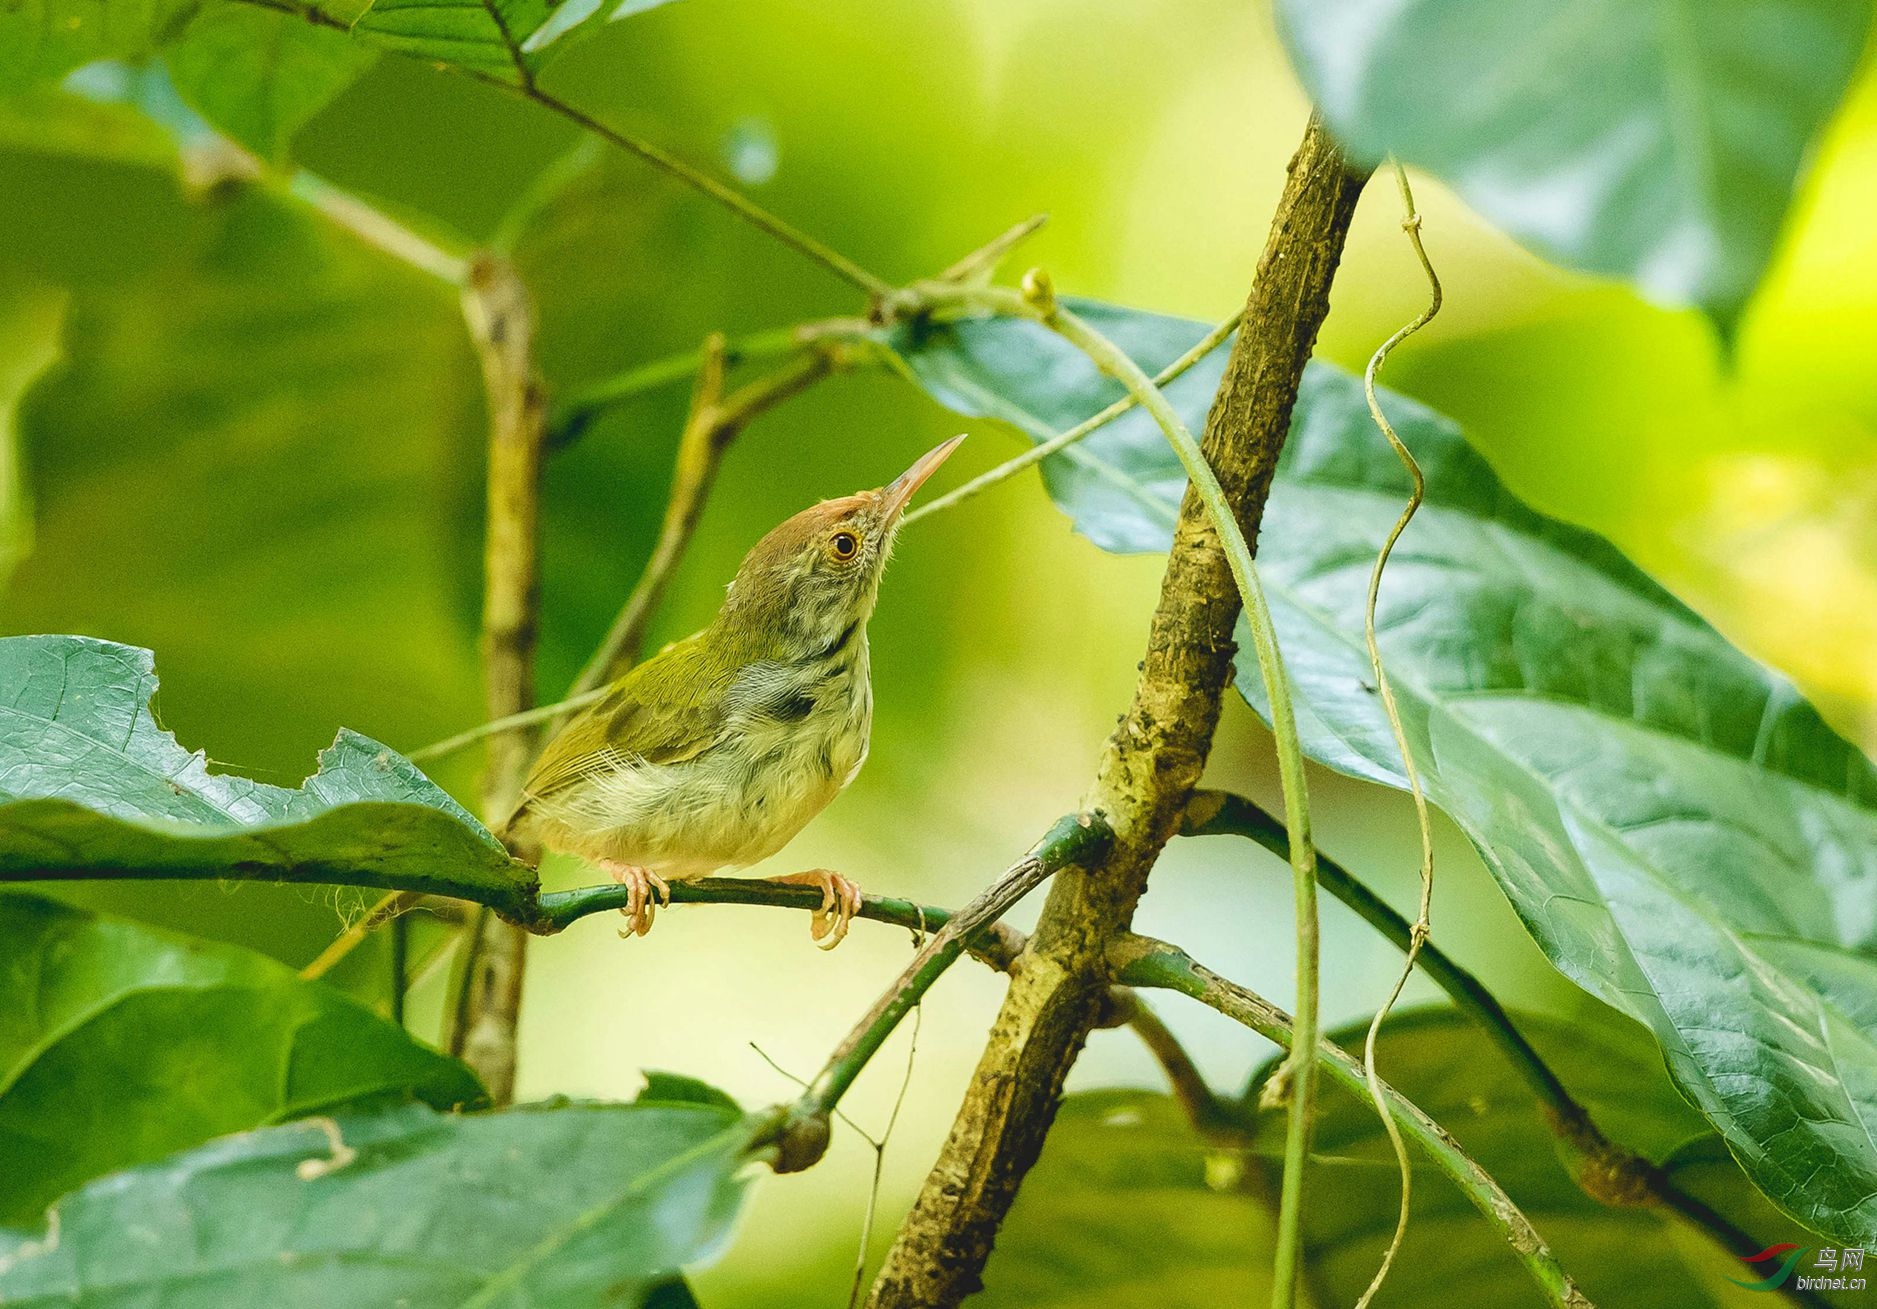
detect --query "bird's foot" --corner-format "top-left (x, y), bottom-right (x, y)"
top-left (766, 869), bottom-right (862, 950)
top-left (603, 862), bottom-right (671, 938)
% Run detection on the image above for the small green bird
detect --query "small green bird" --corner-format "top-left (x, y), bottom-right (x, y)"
top-left (503, 435), bottom-right (964, 947)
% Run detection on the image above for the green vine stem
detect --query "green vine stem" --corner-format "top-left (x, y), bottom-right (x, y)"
top-left (1109, 934), bottom-right (1594, 1309)
top-left (910, 271), bottom-right (1324, 1308)
top-left (1351, 158), bottom-right (1445, 1309)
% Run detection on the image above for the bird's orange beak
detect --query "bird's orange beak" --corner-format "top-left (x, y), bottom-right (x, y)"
top-left (880, 434), bottom-right (966, 520)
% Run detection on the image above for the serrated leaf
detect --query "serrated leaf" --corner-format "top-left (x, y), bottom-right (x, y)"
top-left (0, 1097), bottom-right (756, 1306)
top-left (0, 635), bottom-right (532, 909)
top-left (0, 892), bottom-right (482, 1223)
top-left (886, 301), bottom-right (1877, 1244)
top-left (161, 5), bottom-right (377, 162)
top-left (1274, 0), bottom-right (1872, 325)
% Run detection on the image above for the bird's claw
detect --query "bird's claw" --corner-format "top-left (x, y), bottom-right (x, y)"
top-left (603, 862), bottom-right (670, 938)
top-left (770, 869), bottom-right (861, 949)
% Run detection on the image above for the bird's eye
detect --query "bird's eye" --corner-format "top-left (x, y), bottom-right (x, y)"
top-left (830, 531), bottom-right (859, 561)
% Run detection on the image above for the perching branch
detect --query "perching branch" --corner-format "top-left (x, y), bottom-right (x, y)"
top-left (1108, 935), bottom-right (1594, 1309)
top-left (864, 116), bottom-right (1368, 1309)
top-left (447, 254), bottom-right (549, 1103)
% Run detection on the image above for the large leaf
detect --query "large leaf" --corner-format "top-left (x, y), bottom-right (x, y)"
top-left (0, 635), bottom-right (531, 908)
top-left (1274, 0), bottom-right (1872, 324)
top-left (984, 1011), bottom-right (1802, 1308)
top-left (887, 301), bottom-right (1877, 1244)
top-left (0, 1094), bottom-right (756, 1306)
top-left (162, 5), bottom-right (377, 162)
top-left (0, 892), bottom-right (482, 1223)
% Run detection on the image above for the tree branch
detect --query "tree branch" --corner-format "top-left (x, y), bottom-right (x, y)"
top-left (1109, 934), bottom-right (1593, 1309)
top-left (447, 254), bottom-right (549, 1104)
top-left (863, 117), bottom-right (1369, 1309)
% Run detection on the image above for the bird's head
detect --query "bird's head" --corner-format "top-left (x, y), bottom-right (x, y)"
top-left (719, 435), bottom-right (965, 659)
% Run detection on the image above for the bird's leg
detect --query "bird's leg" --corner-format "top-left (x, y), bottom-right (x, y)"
top-left (766, 869), bottom-right (862, 950)
top-left (603, 861), bottom-right (670, 938)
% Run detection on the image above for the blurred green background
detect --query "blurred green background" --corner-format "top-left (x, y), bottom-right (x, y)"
top-left (2, 0), bottom-right (1874, 1301)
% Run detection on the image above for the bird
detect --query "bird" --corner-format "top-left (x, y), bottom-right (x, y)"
top-left (502, 435), bottom-right (965, 948)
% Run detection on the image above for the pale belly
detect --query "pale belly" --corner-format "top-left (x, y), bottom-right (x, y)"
top-left (528, 686), bottom-right (871, 880)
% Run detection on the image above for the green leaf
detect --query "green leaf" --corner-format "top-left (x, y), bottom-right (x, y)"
top-left (0, 892), bottom-right (482, 1223)
top-left (886, 301), bottom-right (1877, 1244)
top-left (0, 0), bottom-right (201, 83)
top-left (0, 1097), bottom-right (756, 1306)
top-left (0, 635), bottom-right (532, 909)
top-left (1274, 0), bottom-right (1872, 324)
top-left (162, 5), bottom-right (377, 162)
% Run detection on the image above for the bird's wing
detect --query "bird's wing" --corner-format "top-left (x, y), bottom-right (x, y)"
top-left (511, 634), bottom-right (731, 813)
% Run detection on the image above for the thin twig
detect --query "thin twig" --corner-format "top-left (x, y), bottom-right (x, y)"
top-left (851, 985), bottom-right (924, 1309)
top-left (288, 172), bottom-right (471, 285)
top-left (1353, 159), bottom-right (1444, 1309)
top-left (933, 212), bottom-right (1049, 284)
top-left (405, 690), bottom-right (609, 763)
top-left (530, 91), bottom-right (894, 302)
top-left (388, 911), bottom-right (409, 1025)
top-left (1111, 934), bottom-right (1593, 1309)
top-left (447, 255), bottom-right (549, 1102)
